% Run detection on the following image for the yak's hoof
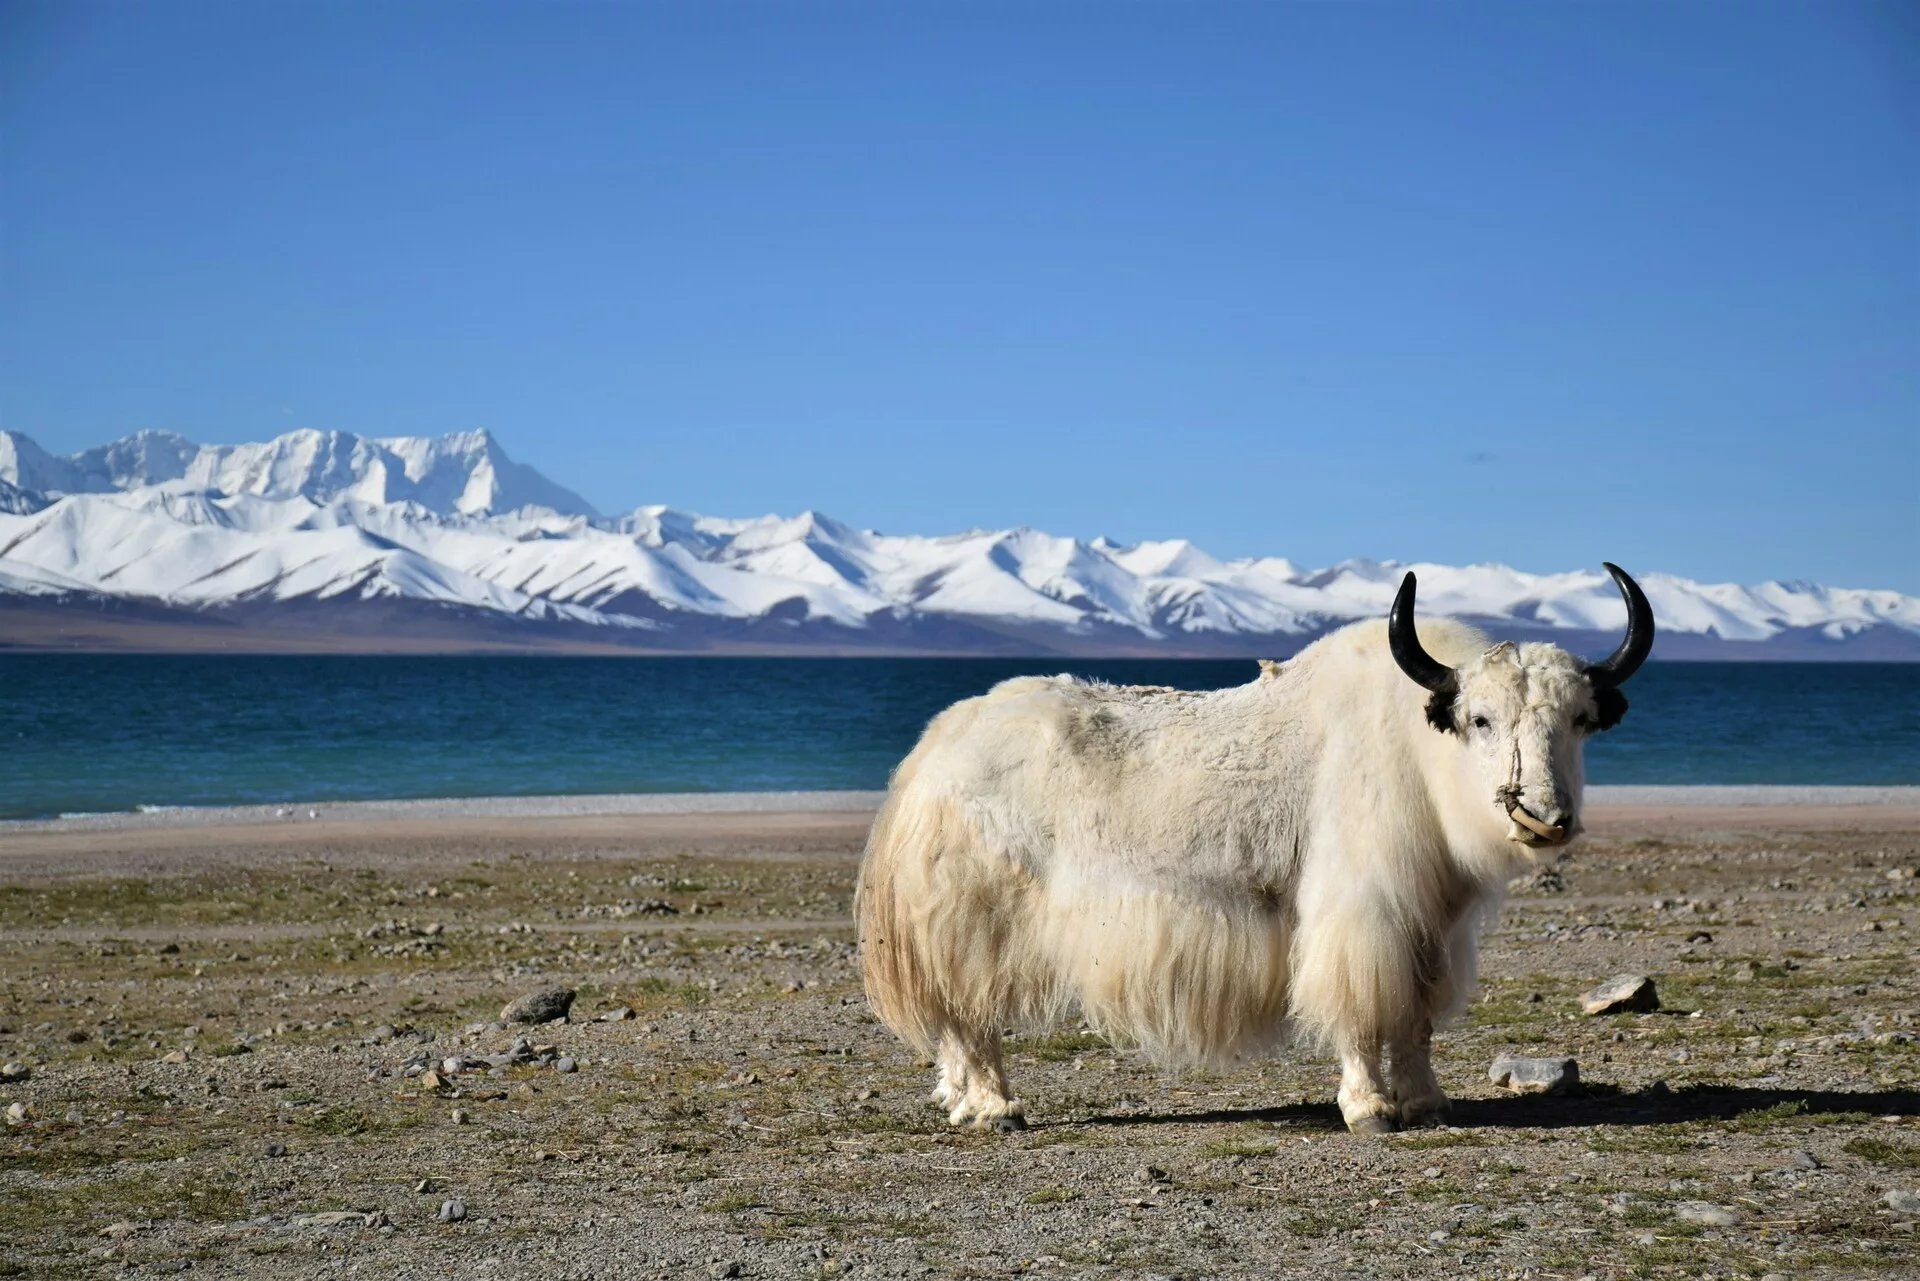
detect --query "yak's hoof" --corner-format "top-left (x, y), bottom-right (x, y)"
top-left (1400, 1105), bottom-right (1451, 1130)
top-left (993, 1112), bottom-right (1028, 1134)
top-left (1347, 1113), bottom-right (1399, 1136)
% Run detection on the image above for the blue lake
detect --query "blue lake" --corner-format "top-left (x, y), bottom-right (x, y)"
top-left (2, 655), bottom-right (1915, 819)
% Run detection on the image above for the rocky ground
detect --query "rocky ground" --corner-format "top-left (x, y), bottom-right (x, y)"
top-left (1, 804), bottom-right (1917, 1279)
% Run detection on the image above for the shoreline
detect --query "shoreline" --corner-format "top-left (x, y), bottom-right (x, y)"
top-left (4, 783), bottom-right (1917, 835)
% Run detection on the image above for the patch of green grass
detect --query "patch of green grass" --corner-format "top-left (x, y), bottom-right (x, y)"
top-left (710, 1189), bottom-right (764, 1213)
top-left (1845, 1136), bottom-right (1920, 1168)
top-left (1722, 1100), bottom-right (1806, 1132)
top-left (1588, 1132), bottom-right (1702, 1155)
top-left (1389, 1130), bottom-right (1487, 1150)
top-left (1199, 1139), bottom-right (1275, 1158)
top-left (292, 1106), bottom-right (420, 1138)
top-left (1024, 1186), bottom-right (1078, 1204)
top-left (1286, 1208), bottom-right (1361, 1238)
top-left (1028, 1029), bottom-right (1112, 1062)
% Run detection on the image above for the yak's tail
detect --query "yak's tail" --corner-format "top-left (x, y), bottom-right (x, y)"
top-left (856, 781), bottom-right (1052, 1055)
top-left (855, 786), bottom-right (949, 1055)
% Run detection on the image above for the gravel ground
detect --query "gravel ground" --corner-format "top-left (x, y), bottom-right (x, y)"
top-left (1, 800), bottom-right (1916, 1279)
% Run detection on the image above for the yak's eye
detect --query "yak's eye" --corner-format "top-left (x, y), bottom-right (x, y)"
top-left (1470, 715), bottom-right (1491, 731)
top-left (1573, 713), bottom-right (1594, 731)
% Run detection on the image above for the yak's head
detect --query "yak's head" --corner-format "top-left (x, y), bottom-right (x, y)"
top-left (1388, 563), bottom-right (1654, 850)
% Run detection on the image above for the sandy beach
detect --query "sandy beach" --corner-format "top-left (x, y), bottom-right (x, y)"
top-left (2, 789), bottom-right (1916, 1278)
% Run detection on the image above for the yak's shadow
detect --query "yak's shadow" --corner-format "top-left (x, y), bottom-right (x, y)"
top-left (1069, 1084), bottom-right (1920, 1134)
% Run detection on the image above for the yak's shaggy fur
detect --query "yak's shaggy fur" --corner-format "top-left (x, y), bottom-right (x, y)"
top-left (857, 616), bottom-right (1615, 1133)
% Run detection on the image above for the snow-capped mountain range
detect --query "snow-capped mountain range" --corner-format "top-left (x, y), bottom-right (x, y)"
top-left (3, 428), bottom-right (1916, 657)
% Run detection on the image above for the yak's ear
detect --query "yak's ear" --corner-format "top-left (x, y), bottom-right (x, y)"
top-left (1592, 686), bottom-right (1629, 732)
top-left (1425, 685), bottom-right (1460, 734)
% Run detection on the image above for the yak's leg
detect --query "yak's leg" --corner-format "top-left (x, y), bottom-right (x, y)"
top-left (933, 1025), bottom-right (1025, 1132)
top-left (1388, 1018), bottom-right (1449, 1128)
top-left (1335, 1036), bottom-right (1399, 1135)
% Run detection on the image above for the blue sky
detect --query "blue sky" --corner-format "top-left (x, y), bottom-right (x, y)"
top-left (2, 2), bottom-right (1915, 590)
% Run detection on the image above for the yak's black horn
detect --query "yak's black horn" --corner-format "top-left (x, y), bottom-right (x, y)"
top-left (1388, 571), bottom-right (1455, 693)
top-left (1585, 562), bottom-right (1655, 689)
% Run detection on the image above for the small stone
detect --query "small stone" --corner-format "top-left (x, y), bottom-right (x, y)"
top-left (854, 1088), bottom-right (875, 1101)
top-left (1673, 1202), bottom-right (1741, 1228)
top-left (1581, 974), bottom-right (1659, 1016)
top-left (438, 1199), bottom-right (467, 1223)
top-left (161, 1049), bottom-right (191, 1064)
top-left (1885, 1189), bottom-right (1920, 1214)
top-left (0, 1062), bottom-right (29, 1083)
top-left (5, 1101), bottom-right (31, 1126)
top-left (708, 1263), bottom-right (742, 1279)
top-left (441, 1057), bottom-right (467, 1075)
top-left (1133, 1165), bottom-right (1168, 1185)
top-left (1427, 1229), bottom-right (1449, 1243)
top-left (264, 1142), bottom-right (286, 1158)
top-left (64, 1107), bottom-right (84, 1124)
top-left (597, 1007), bottom-right (634, 1022)
top-left (417, 1071), bottom-right (445, 1091)
top-left (1785, 1149), bottom-right (1821, 1171)
top-left (414, 1179), bottom-right (435, 1194)
top-left (1422, 1166), bottom-right (1441, 1179)
top-left (552, 1057), bottom-right (578, 1074)
top-left (1686, 930), bottom-right (1713, 944)
top-left (99, 1221), bottom-right (142, 1238)
top-left (451, 1107), bottom-right (471, 1125)
top-left (501, 987), bottom-right (575, 1024)
top-left (1489, 1054), bottom-right (1579, 1095)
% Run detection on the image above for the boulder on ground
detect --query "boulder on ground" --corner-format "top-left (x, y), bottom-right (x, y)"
top-left (1673, 1202), bottom-right (1741, 1228)
top-left (500, 987), bottom-right (575, 1024)
top-left (1581, 974), bottom-right (1660, 1015)
top-left (1488, 1054), bottom-right (1580, 1095)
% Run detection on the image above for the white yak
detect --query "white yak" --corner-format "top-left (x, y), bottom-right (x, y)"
top-left (857, 564), bottom-right (1653, 1133)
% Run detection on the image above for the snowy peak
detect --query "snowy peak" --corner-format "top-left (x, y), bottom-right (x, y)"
top-left (1, 428), bottom-right (1915, 656)
top-left (0, 427), bottom-right (598, 518)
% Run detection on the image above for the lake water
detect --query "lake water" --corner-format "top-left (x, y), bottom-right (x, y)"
top-left (3, 655), bottom-right (1916, 819)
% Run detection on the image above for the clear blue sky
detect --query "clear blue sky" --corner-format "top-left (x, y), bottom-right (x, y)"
top-left (3, 1), bottom-right (1915, 590)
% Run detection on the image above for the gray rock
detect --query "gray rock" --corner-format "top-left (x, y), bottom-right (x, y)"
top-left (1885, 1189), bottom-right (1920, 1214)
top-left (553, 1057), bottom-right (578, 1074)
top-left (707, 1264), bottom-right (741, 1279)
top-left (264, 1142), bottom-right (286, 1158)
top-left (597, 1006), bottom-right (634, 1022)
top-left (0, 1062), bottom-right (28, 1083)
top-left (1582, 974), bottom-right (1660, 1015)
top-left (1785, 1149), bottom-right (1821, 1171)
top-left (1133, 1164), bottom-right (1169, 1185)
top-left (1673, 1202), bottom-right (1741, 1228)
top-left (500, 987), bottom-right (575, 1024)
top-left (438, 1199), bottom-right (467, 1223)
top-left (1489, 1054), bottom-right (1579, 1095)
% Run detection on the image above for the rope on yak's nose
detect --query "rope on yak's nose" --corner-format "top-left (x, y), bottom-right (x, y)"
top-left (1495, 738), bottom-right (1565, 842)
